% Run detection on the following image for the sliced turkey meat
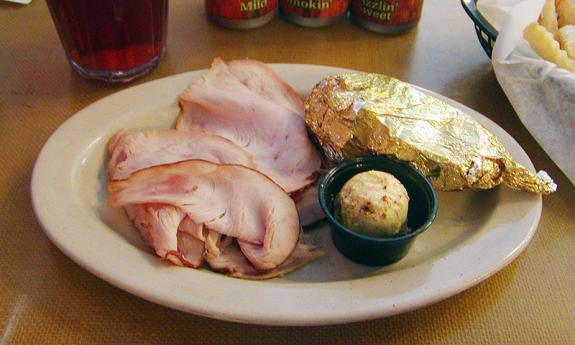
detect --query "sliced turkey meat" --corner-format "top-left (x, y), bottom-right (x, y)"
top-left (176, 58), bottom-right (321, 193)
top-left (108, 129), bottom-right (255, 181)
top-left (293, 183), bottom-right (325, 226)
top-left (175, 231), bottom-right (205, 268)
top-left (203, 229), bottom-right (232, 259)
top-left (107, 128), bottom-right (256, 267)
top-left (206, 240), bottom-right (324, 280)
top-left (123, 204), bottom-right (189, 266)
top-left (108, 127), bottom-right (322, 226)
top-left (108, 160), bottom-right (301, 270)
top-left (226, 59), bottom-right (304, 116)
top-left (178, 216), bottom-right (205, 241)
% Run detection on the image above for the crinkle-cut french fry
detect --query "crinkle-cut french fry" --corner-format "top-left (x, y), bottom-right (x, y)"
top-left (524, 22), bottom-right (575, 73)
top-left (558, 25), bottom-right (575, 58)
top-left (557, 0), bottom-right (575, 27)
top-left (539, 0), bottom-right (559, 34)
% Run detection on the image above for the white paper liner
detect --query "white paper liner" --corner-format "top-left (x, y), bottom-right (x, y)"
top-left (477, 0), bottom-right (575, 185)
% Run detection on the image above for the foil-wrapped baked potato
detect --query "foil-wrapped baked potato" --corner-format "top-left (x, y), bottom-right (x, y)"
top-left (304, 73), bottom-right (556, 194)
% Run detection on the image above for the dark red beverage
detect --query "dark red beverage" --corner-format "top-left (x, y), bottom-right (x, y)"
top-left (46, 0), bottom-right (168, 82)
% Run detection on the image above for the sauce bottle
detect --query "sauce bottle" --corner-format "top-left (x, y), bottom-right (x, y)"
top-left (280, 0), bottom-right (350, 27)
top-left (205, 0), bottom-right (277, 29)
top-left (351, 0), bottom-right (423, 34)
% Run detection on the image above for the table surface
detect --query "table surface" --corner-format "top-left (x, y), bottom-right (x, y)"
top-left (1, 0), bottom-right (574, 344)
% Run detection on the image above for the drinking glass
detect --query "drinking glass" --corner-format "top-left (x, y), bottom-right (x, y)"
top-left (46, 0), bottom-right (169, 82)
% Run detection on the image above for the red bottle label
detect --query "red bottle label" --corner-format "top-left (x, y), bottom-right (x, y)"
top-left (280, 0), bottom-right (349, 19)
top-left (351, 0), bottom-right (423, 25)
top-left (205, 0), bottom-right (277, 20)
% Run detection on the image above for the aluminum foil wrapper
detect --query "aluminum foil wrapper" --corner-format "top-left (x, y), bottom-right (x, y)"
top-left (304, 73), bottom-right (556, 194)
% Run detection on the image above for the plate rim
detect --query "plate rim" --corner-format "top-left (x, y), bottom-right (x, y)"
top-left (31, 64), bottom-right (542, 326)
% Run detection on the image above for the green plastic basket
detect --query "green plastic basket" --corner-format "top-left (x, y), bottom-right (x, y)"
top-left (461, 0), bottom-right (499, 58)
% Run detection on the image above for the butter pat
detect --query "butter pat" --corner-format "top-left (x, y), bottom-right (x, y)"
top-left (338, 170), bottom-right (409, 238)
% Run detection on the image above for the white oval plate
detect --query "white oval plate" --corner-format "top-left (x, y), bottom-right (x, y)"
top-left (31, 64), bottom-right (541, 326)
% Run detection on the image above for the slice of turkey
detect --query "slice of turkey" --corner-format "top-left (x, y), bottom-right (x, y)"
top-left (107, 129), bottom-right (254, 266)
top-left (107, 129), bottom-right (255, 181)
top-left (291, 183), bottom-right (325, 227)
top-left (108, 128), bottom-right (323, 226)
top-left (206, 240), bottom-right (324, 280)
top-left (225, 59), bottom-right (305, 116)
top-left (108, 160), bottom-right (300, 270)
top-left (176, 58), bottom-right (321, 194)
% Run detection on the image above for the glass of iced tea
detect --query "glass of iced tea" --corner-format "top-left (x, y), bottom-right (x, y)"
top-left (46, 0), bottom-right (168, 83)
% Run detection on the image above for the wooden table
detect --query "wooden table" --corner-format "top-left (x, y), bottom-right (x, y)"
top-left (1, 0), bottom-right (573, 343)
